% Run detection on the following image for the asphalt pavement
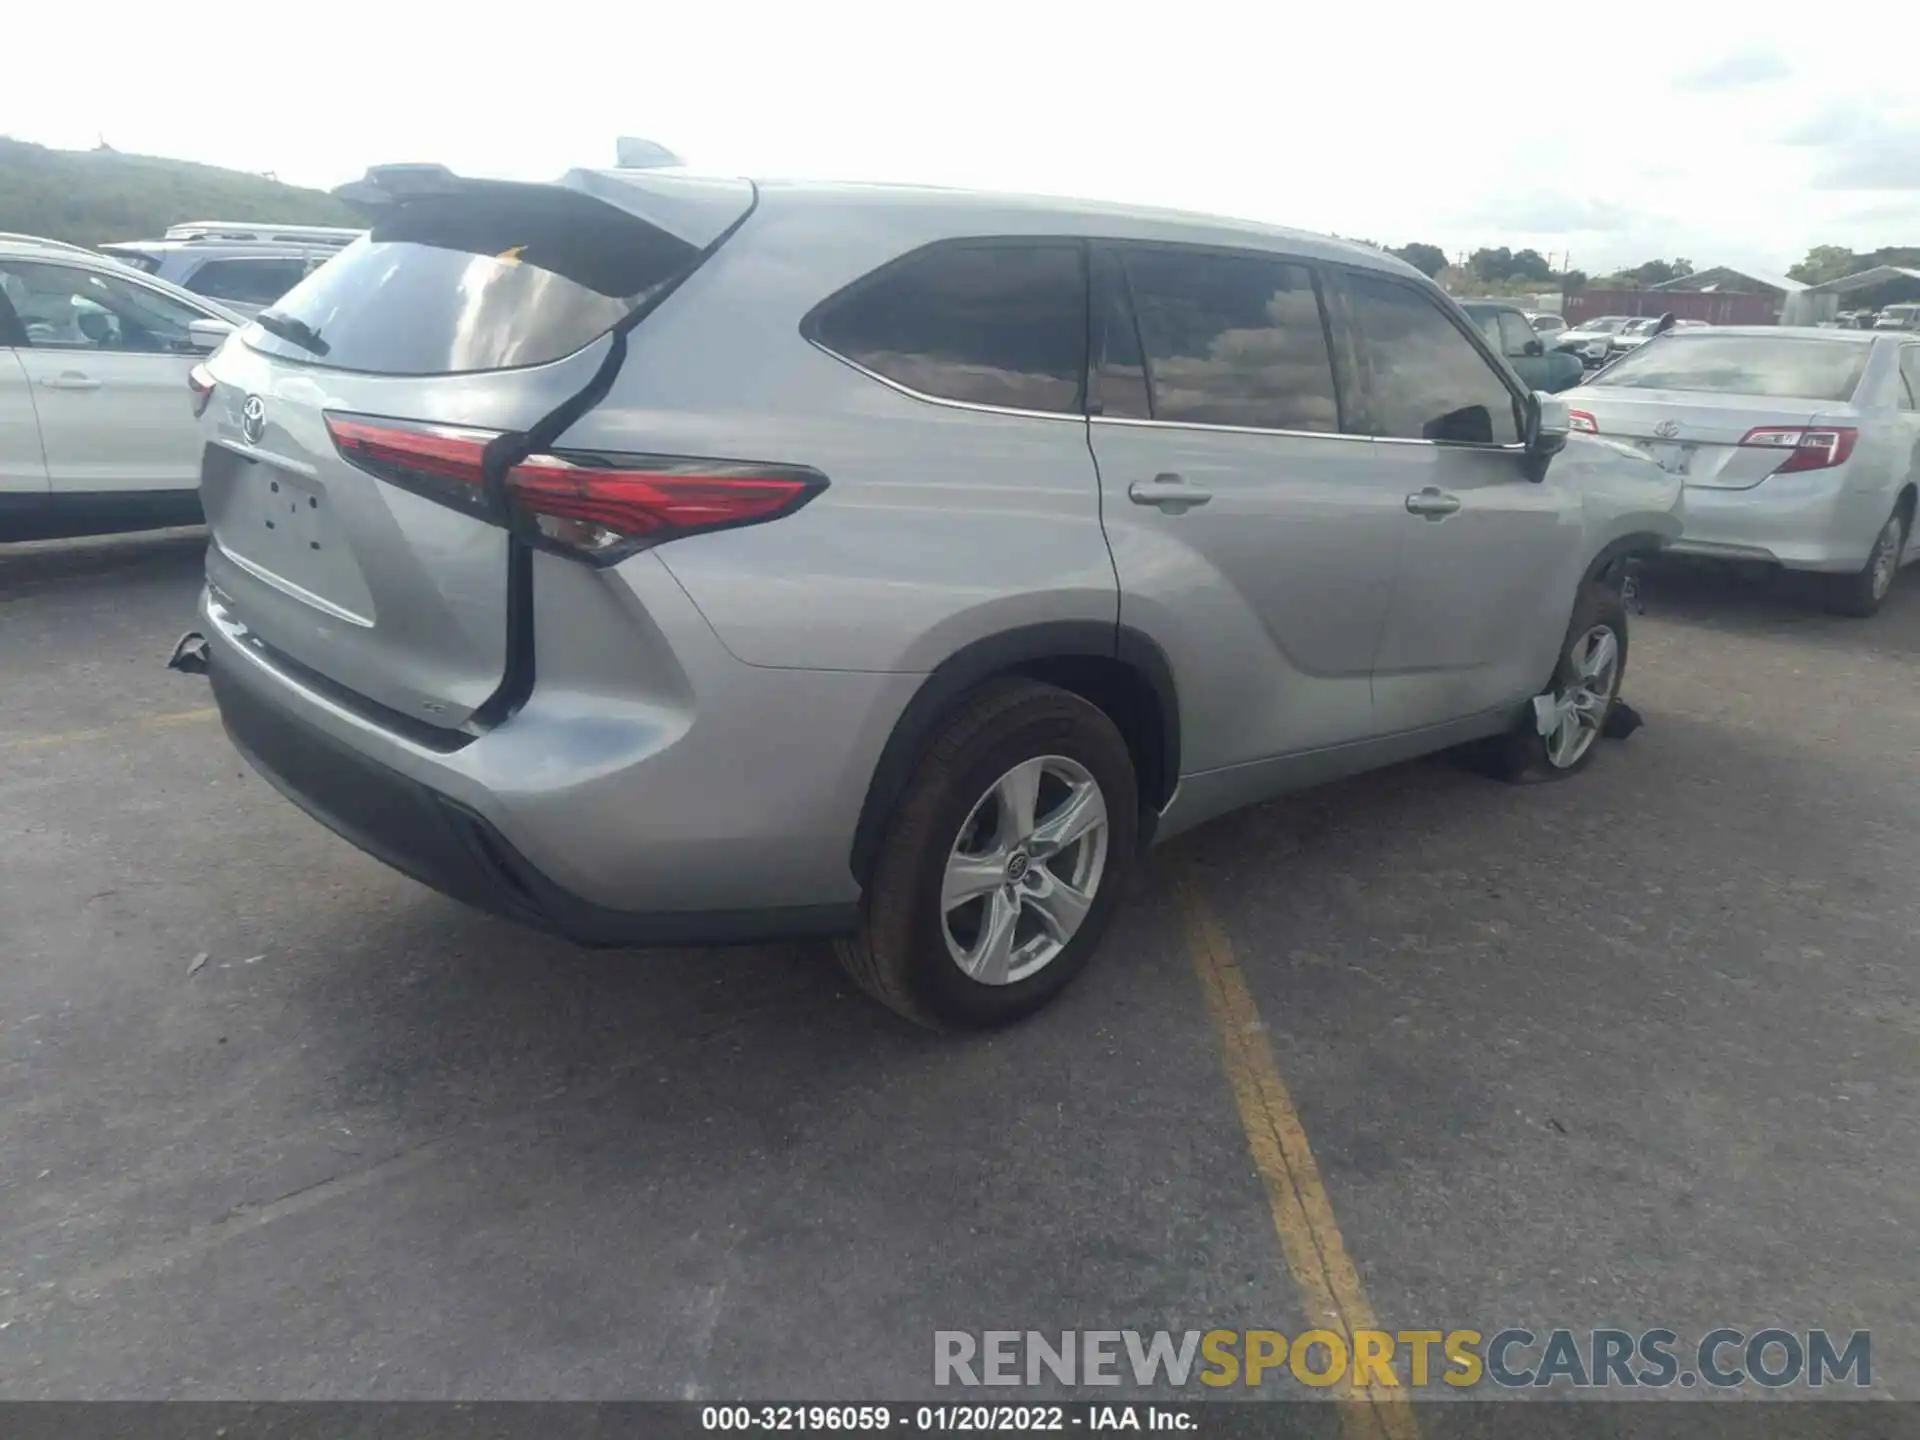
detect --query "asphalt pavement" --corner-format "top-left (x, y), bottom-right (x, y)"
top-left (2, 532), bottom-right (1917, 1405)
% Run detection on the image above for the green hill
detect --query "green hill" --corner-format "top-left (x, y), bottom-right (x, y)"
top-left (0, 138), bottom-right (360, 247)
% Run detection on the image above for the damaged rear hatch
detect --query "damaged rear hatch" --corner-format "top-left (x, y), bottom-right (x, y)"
top-left (198, 164), bottom-right (754, 733)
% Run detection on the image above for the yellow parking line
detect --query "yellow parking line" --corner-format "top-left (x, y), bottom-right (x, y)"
top-left (1177, 861), bottom-right (1417, 1440)
top-left (0, 706), bottom-right (218, 753)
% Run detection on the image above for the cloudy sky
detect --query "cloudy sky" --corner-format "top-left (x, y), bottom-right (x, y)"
top-left (5, 1), bottom-right (1916, 274)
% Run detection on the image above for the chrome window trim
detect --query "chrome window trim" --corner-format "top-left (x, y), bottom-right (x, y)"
top-left (1091, 411), bottom-right (1526, 453)
top-left (805, 337), bottom-right (1086, 424)
top-left (817, 342), bottom-right (1533, 452)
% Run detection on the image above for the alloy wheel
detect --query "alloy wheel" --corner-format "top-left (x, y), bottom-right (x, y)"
top-left (940, 756), bottom-right (1110, 985)
top-left (1543, 625), bottom-right (1621, 769)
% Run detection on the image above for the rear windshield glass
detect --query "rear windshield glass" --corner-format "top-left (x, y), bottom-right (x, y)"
top-left (243, 187), bottom-right (697, 375)
top-left (1592, 335), bottom-right (1870, 401)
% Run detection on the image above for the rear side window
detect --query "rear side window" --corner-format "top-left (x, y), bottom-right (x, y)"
top-left (1121, 247), bottom-right (1339, 432)
top-left (1497, 311), bottom-right (1536, 358)
top-left (808, 242), bottom-right (1088, 415)
top-left (244, 187), bottom-right (698, 375)
top-left (1591, 335), bottom-right (1870, 401)
top-left (1901, 348), bottom-right (1920, 410)
top-left (187, 258), bottom-right (308, 306)
top-left (1338, 271), bottom-right (1520, 445)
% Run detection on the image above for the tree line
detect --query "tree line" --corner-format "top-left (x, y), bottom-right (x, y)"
top-left (1374, 239), bottom-right (1915, 296)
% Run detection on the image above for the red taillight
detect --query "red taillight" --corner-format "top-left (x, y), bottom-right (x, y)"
top-left (323, 414), bottom-right (825, 561)
top-left (188, 364), bottom-right (215, 418)
top-left (1739, 425), bottom-right (1858, 474)
top-left (1569, 409), bottom-right (1598, 434)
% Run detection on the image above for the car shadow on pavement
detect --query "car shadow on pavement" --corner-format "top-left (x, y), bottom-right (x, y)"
top-left (0, 527), bottom-right (207, 593)
top-left (1639, 557), bottom-right (1920, 653)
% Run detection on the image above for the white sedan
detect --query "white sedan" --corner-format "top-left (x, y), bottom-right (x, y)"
top-left (1563, 327), bottom-right (1920, 614)
top-left (1, 235), bottom-right (240, 542)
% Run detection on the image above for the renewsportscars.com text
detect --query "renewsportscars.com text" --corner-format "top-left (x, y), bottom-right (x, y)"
top-left (934, 1328), bottom-right (1871, 1391)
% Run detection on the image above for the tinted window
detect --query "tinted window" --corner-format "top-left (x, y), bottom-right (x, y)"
top-left (0, 261), bottom-right (206, 354)
top-left (1497, 312), bottom-right (1536, 357)
top-left (811, 243), bottom-right (1087, 415)
top-left (1121, 247), bottom-right (1338, 431)
top-left (1592, 335), bottom-right (1870, 401)
top-left (188, 258), bottom-right (308, 306)
top-left (245, 189), bottom-right (698, 375)
top-left (1340, 271), bottom-right (1519, 444)
top-left (1092, 249), bottom-right (1151, 420)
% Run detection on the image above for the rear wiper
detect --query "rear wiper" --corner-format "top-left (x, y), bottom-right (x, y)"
top-left (253, 309), bottom-right (330, 357)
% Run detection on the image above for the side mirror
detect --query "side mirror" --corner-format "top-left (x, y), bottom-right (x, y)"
top-left (1523, 338), bottom-right (1545, 357)
top-left (187, 318), bottom-right (234, 353)
top-left (1523, 392), bottom-right (1571, 481)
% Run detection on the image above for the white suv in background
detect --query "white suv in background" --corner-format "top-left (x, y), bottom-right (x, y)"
top-left (96, 241), bottom-right (336, 317)
top-left (1, 235), bottom-right (239, 542)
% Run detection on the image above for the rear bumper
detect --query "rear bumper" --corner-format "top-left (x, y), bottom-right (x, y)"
top-left (210, 657), bottom-right (858, 946)
top-left (196, 554), bottom-right (914, 946)
top-left (1668, 472), bottom-right (1890, 572)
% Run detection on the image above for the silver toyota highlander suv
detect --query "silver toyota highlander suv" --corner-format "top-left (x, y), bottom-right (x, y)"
top-left (176, 162), bottom-right (1683, 1028)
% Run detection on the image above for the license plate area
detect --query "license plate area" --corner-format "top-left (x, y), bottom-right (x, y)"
top-left (1635, 440), bottom-right (1693, 477)
top-left (216, 450), bottom-right (376, 625)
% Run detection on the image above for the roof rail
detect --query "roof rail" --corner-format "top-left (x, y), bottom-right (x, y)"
top-left (0, 232), bottom-right (100, 256)
top-left (162, 221), bottom-right (365, 243)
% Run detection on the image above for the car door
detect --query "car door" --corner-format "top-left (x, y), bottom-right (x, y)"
top-left (0, 282), bottom-right (52, 512)
top-left (1086, 243), bottom-right (1405, 778)
top-left (1327, 265), bottom-right (1585, 732)
top-left (1899, 347), bottom-right (1920, 562)
top-left (0, 259), bottom-right (217, 496)
top-left (1495, 307), bottom-right (1549, 390)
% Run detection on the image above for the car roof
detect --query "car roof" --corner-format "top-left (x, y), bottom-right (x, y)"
top-left (736, 174), bottom-right (1423, 278)
top-left (100, 239), bottom-right (328, 255)
top-left (1659, 325), bottom-right (1882, 343)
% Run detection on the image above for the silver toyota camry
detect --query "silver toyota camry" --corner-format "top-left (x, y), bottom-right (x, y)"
top-left (1563, 328), bottom-right (1920, 615)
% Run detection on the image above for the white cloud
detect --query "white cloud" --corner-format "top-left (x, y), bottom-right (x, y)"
top-left (1, 1), bottom-right (1912, 276)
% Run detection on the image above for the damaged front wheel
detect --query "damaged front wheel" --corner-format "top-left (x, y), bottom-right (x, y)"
top-left (1461, 583), bottom-right (1629, 783)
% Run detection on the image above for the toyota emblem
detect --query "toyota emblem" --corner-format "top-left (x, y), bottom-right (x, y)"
top-left (1653, 419), bottom-right (1681, 439)
top-left (240, 395), bottom-right (266, 445)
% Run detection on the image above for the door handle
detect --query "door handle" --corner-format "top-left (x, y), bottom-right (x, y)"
top-left (39, 372), bottom-right (102, 391)
top-left (1405, 486), bottom-right (1461, 519)
top-left (1128, 473), bottom-right (1213, 514)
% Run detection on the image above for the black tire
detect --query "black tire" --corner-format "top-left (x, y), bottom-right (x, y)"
top-left (835, 679), bottom-right (1139, 1030)
top-left (1461, 582), bottom-right (1629, 784)
top-left (1822, 504), bottom-right (1910, 618)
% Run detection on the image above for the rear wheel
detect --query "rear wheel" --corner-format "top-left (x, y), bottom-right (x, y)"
top-left (1463, 582), bottom-right (1628, 783)
top-left (1823, 505), bottom-right (1909, 617)
top-left (835, 680), bottom-right (1139, 1030)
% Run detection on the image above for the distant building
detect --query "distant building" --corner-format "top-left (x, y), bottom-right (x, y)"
top-left (1788, 266), bottom-right (1920, 326)
top-left (1565, 265), bottom-right (1801, 326)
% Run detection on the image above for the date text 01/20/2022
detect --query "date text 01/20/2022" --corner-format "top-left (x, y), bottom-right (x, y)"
top-left (700, 1405), bottom-right (1191, 1431)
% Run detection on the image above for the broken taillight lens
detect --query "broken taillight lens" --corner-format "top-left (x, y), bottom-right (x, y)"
top-left (188, 364), bottom-right (215, 418)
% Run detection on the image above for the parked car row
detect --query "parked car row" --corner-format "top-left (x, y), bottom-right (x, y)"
top-left (6, 151), bottom-right (1916, 1026)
